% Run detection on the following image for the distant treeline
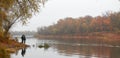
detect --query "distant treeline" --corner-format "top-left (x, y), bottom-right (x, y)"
top-left (10, 31), bottom-right (36, 35)
top-left (37, 12), bottom-right (120, 35)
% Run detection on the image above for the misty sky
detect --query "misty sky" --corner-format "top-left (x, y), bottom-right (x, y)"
top-left (11, 0), bottom-right (120, 31)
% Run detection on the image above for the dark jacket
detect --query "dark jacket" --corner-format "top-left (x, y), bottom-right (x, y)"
top-left (21, 35), bottom-right (26, 40)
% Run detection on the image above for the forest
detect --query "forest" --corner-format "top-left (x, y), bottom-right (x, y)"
top-left (37, 12), bottom-right (120, 35)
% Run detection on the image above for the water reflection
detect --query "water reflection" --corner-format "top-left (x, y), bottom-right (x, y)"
top-left (51, 41), bottom-right (120, 58)
top-left (110, 48), bottom-right (120, 58)
top-left (0, 54), bottom-right (10, 58)
top-left (21, 48), bottom-right (26, 57)
top-left (52, 44), bottom-right (110, 58)
top-left (0, 49), bottom-right (10, 58)
top-left (11, 38), bottom-right (120, 58)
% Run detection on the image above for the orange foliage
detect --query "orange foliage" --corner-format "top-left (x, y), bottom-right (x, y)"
top-left (38, 12), bottom-right (120, 35)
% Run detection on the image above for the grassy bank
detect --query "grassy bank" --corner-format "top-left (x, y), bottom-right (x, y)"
top-left (36, 32), bottom-right (120, 46)
top-left (36, 32), bottom-right (120, 39)
top-left (0, 38), bottom-right (29, 54)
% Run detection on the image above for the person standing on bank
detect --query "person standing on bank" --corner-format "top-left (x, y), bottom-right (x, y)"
top-left (21, 34), bottom-right (26, 44)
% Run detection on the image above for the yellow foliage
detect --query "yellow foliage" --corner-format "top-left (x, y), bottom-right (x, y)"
top-left (0, 0), bottom-right (14, 9)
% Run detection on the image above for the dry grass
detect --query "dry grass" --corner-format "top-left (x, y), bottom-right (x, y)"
top-left (0, 38), bottom-right (29, 53)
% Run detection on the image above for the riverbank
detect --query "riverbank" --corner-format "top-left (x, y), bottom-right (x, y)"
top-left (0, 38), bottom-right (29, 55)
top-left (36, 32), bottom-right (120, 45)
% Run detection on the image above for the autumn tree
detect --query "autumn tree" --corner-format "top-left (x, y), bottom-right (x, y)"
top-left (0, 0), bottom-right (15, 38)
top-left (0, 0), bottom-right (47, 39)
top-left (110, 12), bottom-right (120, 31)
top-left (37, 12), bottom-right (120, 35)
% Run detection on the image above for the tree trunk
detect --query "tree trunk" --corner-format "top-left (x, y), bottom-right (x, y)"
top-left (3, 27), bottom-right (10, 39)
top-left (3, 23), bottom-right (13, 39)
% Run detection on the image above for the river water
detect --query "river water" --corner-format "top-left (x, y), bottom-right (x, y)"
top-left (10, 37), bottom-right (120, 58)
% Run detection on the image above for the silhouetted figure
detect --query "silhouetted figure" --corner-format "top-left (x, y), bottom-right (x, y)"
top-left (21, 34), bottom-right (26, 44)
top-left (21, 48), bottom-right (26, 57)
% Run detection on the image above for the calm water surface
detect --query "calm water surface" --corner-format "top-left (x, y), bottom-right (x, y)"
top-left (10, 37), bottom-right (120, 58)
